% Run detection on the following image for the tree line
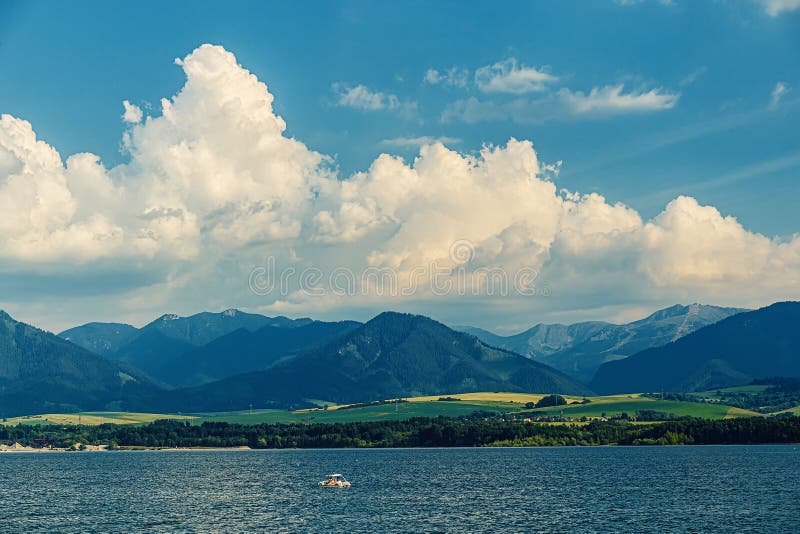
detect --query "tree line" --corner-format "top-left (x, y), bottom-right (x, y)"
top-left (2, 415), bottom-right (799, 449)
top-left (644, 378), bottom-right (800, 414)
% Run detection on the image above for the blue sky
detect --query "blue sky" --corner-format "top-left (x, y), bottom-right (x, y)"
top-left (0, 0), bottom-right (798, 331)
top-left (2, 0), bottom-right (798, 233)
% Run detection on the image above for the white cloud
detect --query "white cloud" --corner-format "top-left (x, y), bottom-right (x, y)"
top-left (769, 81), bottom-right (789, 110)
top-left (442, 84), bottom-right (679, 123)
top-left (614, 0), bottom-right (673, 6)
top-left (1, 45), bottom-right (327, 264)
top-left (379, 136), bottom-right (461, 148)
top-left (559, 85), bottom-right (679, 114)
top-left (332, 83), bottom-right (401, 111)
top-left (441, 97), bottom-right (507, 124)
top-left (333, 83), bottom-right (398, 110)
top-left (424, 67), bottom-right (469, 88)
top-left (1, 43), bottom-right (797, 330)
top-left (678, 66), bottom-right (707, 88)
top-left (475, 58), bottom-right (558, 94)
top-left (122, 100), bottom-right (143, 124)
top-left (639, 196), bottom-right (779, 286)
top-left (759, 0), bottom-right (800, 16)
top-left (0, 114), bottom-right (125, 263)
top-left (332, 83), bottom-right (417, 117)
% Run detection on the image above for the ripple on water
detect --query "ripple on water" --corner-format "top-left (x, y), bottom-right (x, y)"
top-left (0, 446), bottom-right (798, 533)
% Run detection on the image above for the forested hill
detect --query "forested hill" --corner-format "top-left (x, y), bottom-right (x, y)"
top-left (0, 311), bottom-right (161, 417)
top-left (159, 312), bottom-right (592, 412)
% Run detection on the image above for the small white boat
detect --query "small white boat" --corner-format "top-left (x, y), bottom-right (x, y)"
top-left (318, 473), bottom-right (351, 488)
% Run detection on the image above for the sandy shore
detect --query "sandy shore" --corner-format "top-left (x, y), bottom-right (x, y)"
top-left (0, 443), bottom-right (253, 453)
top-left (119, 446), bottom-right (252, 451)
top-left (0, 443), bottom-right (109, 453)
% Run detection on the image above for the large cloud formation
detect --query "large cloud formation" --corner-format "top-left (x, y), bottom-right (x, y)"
top-left (0, 44), bottom-right (798, 329)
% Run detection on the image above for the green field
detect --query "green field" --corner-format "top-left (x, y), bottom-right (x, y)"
top-left (2, 412), bottom-right (196, 426)
top-left (1, 392), bottom-right (768, 427)
top-left (523, 394), bottom-right (759, 419)
top-left (192, 400), bottom-right (521, 424)
top-left (687, 384), bottom-right (772, 402)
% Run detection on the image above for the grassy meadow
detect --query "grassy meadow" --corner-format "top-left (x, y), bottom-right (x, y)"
top-left (3, 390), bottom-right (782, 427)
top-left (2, 412), bottom-right (196, 426)
top-left (521, 394), bottom-right (759, 419)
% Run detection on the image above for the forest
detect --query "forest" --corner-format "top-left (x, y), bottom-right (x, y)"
top-left (2, 415), bottom-right (799, 449)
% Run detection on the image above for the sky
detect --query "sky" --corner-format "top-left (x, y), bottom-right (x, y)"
top-left (0, 0), bottom-right (798, 333)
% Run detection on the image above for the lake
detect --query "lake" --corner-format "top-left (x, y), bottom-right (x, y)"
top-left (1, 445), bottom-right (798, 532)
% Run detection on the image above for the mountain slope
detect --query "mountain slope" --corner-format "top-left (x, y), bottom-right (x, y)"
top-left (59, 309), bottom-right (314, 384)
top-left (111, 329), bottom-right (197, 381)
top-left (461, 304), bottom-right (747, 382)
top-left (58, 322), bottom-right (139, 357)
top-left (591, 302), bottom-right (800, 394)
top-left (141, 309), bottom-right (310, 346)
top-left (161, 312), bottom-right (592, 411)
top-left (156, 320), bottom-right (362, 387)
top-left (0, 311), bottom-right (161, 417)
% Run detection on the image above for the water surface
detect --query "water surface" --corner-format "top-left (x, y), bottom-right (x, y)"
top-left (1, 445), bottom-right (797, 532)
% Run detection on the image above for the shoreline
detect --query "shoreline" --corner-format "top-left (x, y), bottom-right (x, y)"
top-left (0, 444), bottom-right (109, 453)
top-left (2, 443), bottom-right (797, 453)
top-left (119, 446), bottom-right (252, 452)
top-left (0, 444), bottom-right (252, 453)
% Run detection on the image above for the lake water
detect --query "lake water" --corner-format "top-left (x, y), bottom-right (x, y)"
top-left (0, 445), bottom-right (798, 533)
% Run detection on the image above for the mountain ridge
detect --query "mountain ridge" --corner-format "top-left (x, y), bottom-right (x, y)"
top-left (0, 310), bottom-right (161, 417)
top-left (58, 310), bottom-right (315, 382)
top-left (458, 304), bottom-right (748, 382)
top-left (156, 320), bottom-right (363, 387)
top-left (158, 311), bottom-right (592, 412)
top-left (591, 302), bottom-right (800, 393)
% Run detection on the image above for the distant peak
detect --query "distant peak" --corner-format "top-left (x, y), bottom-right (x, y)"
top-left (374, 310), bottom-right (409, 318)
top-left (641, 304), bottom-right (688, 321)
top-left (366, 311), bottom-right (449, 332)
top-left (0, 309), bottom-right (13, 321)
top-left (371, 311), bottom-right (424, 322)
top-left (222, 309), bottom-right (240, 317)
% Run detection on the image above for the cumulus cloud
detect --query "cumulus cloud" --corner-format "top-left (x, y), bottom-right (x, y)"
top-left (424, 67), bottom-right (469, 88)
top-left (0, 114), bottom-right (126, 263)
top-left (122, 100), bottom-right (143, 124)
top-left (332, 83), bottom-right (417, 116)
top-left (639, 196), bottom-right (779, 285)
top-left (769, 81), bottom-right (789, 110)
top-left (1, 43), bottom-right (797, 330)
top-left (1, 45), bottom-right (327, 265)
top-left (475, 58), bottom-right (558, 94)
top-left (431, 57), bottom-right (677, 124)
top-left (759, 0), bottom-right (800, 16)
top-left (333, 83), bottom-right (399, 110)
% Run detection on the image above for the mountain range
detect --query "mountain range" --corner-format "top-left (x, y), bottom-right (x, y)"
top-left (26, 308), bottom-right (590, 413)
top-left (156, 320), bottom-right (362, 387)
top-left (459, 304), bottom-right (747, 382)
top-left (159, 312), bottom-right (592, 412)
top-left (0, 301), bottom-right (796, 417)
top-left (591, 302), bottom-right (800, 393)
top-left (0, 311), bottom-right (159, 417)
top-left (59, 310), bottom-right (313, 384)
